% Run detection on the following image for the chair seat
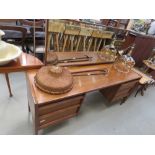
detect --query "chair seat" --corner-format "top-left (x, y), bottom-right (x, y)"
top-left (2, 30), bottom-right (23, 39)
top-left (132, 68), bottom-right (155, 84)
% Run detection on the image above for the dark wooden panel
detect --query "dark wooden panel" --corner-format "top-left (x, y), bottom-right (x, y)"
top-left (117, 80), bottom-right (138, 91)
top-left (39, 105), bottom-right (80, 125)
top-left (100, 80), bottom-right (139, 103)
top-left (132, 36), bottom-right (155, 67)
top-left (122, 32), bottom-right (155, 67)
top-left (39, 113), bottom-right (77, 130)
top-left (38, 95), bottom-right (84, 116)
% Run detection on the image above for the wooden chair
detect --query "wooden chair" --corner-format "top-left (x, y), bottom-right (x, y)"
top-left (100, 31), bottom-right (114, 50)
top-left (133, 68), bottom-right (155, 97)
top-left (75, 27), bottom-right (93, 51)
top-left (62, 24), bottom-right (80, 51)
top-left (114, 39), bottom-right (125, 51)
top-left (88, 29), bottom-right (114, 51)
top-left (0, 25), bottom-right (27, 52)
top-left (47, 20), bottom-right (65, 52)
top-left (26, 27), bottom-right (45, 62)
top-left (19, 19), bottom-right (44, 27)
top-left (19, 19), bottom-right (45, 55)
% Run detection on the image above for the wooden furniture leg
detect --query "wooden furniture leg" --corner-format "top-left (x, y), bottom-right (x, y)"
top-left (96, 39), bottom-right (102, 51)
top-left (87, 38), bottom-right (93, 51)
top-left (75, 36), bottom-right (81, 51)
top-left (5, 73), bottom-right (13, 97)
top-left (83, 37), bottom-right (86, 51)
top-left (135, 84), bottom-right (148, 97)
top-left (62, 35), bottom-right (68, 52)
top-left (94, 38), bottom-right (97, 51)
top-left (56, 33), bottom-right (60, 52)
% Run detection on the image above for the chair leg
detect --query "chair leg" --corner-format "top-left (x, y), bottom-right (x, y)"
top-left (96, 39), bottom-right (102, 51)
top-left (94, 38), bottom-right (97, 51)
top-left (5, 73), bottom-right (13, 97)
top-left (135, 84), bottom-right (146, 97)
top-left (75, 36), bottom-right (81, 51)
top-left (62, 35), bottom-right (68, 52)
top-left (87, 38), bottom-right (93, 51)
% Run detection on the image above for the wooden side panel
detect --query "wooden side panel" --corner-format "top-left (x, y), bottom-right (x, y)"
top-left (26, 73), bottom-right (39, 134)
top-left (100, 80), bottom-right (139, 103)
top-left (38, 95), bottom-right (85, 131)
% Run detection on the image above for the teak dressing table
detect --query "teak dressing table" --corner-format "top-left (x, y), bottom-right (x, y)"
top-left (26, 62), bottom-right (141, 134)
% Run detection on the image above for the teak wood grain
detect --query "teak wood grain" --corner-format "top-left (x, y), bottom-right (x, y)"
top-left (26, 63), bottom-right (141, 134)
top-left (0, 53), bottom-right (43, 73)
top-left (26, 64), bottom-right (141, 105)
top-left (0, 53), bottom-right (43, 97)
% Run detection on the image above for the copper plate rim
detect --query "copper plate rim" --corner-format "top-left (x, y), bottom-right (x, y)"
top-left (34, 76), bottom-right (73, 95)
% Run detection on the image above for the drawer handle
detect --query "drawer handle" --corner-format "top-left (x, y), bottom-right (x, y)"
top-left (40, 120), bottom-right (46, 123)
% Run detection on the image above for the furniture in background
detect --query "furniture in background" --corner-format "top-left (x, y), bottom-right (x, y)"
top-left (75, 26), bottom-right (93, 51)
top-left (0, 24), bottom-right (28, 97)
top-left (45, 19), bottom-right (114, 64)
top-left (133, 68), bottom-right (155, 96)
top-left (122, 30), bottom-right (155, 67)
top-left (0, 19), bottom-right (18, 26)
top-left (0, 53), bottom-right (43, 97)
top-left (19, 20), bottom-right (45, 61)
top-left (0, 25), bottom-right (27, 52)
top-left (47, 20), bottom-right (65, 52)
top-left (26, 27), bottom-right (45, 62)
top-left (62, 24), bottom-right (81, 51)
top-left (101, 19), bottom-right (130, 29)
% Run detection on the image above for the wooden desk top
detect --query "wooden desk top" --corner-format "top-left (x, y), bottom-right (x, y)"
top-left (26, 64), bottom-right (141, 105)
top-left (0, 53), bottom-right (43, 73)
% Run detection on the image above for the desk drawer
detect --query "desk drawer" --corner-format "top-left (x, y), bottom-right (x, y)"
top-left (39, 105), bottom-right (79, 126)
top-left (38, 95), bottom-right (84, 116)
top-left (118, 80), bottom-right (138, 91)
top-left (100, 80), bottom-right (138, 103)
top-left (114, 89), bottom-right (130, 98)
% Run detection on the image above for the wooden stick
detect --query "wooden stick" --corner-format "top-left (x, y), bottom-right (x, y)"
top-left (70, 36), bottom-right (74, 51)
top-left (96, 39), bottom-right (102, 51)
top-left (56, 33), bottom-right (59, 52)
top-left (62, 35), bottom-right (68, 52)
top-left (87, 38), bottom-right (93, 51)
top-left (94, 38), bottom-right (97, 51)
top-left (83, 36), bottom-right (86, 51)
top-left (75, 36), bottom-right (81, 51)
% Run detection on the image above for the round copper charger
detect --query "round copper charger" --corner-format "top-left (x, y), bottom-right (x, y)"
top-left (34, 66), bottom-right (73, 94)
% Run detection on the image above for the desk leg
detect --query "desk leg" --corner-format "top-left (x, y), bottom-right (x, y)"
top-left (5, 73), bottom-right (13, 97)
